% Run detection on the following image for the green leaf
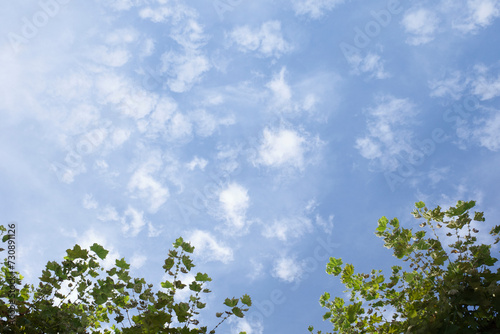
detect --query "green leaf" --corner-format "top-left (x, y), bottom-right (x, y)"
top-left (174, 237), bottom-right (184, 248)
top-left (163, 258), bottom-right (175, 272)
top-left (181, 241), bottom-right (195, 253)
top-left (377, 217), bottom-right (388, 232)
top-left (173, 302), bottom-right (190, 322)
top-left (224, 297), bottom-right (239, 308)
top-left (415, 201), bottom-right (426, 209)
top-left (195, 272), bottom-right (211, 282)
top-left (232, 307), bottom-right (244, 318)
top-left (241, 294), bottom-right (252, 307)
top-left (182, 255), bottom-right (195, 271)
top-left (65, 244), bottom-right (88, 260)
top-left (90, 243), bottom-right (109, 260)
top-left (189, 281), bottom-right (202, 292)
top-left (326, 257), bottom-right (343, 275)
top-left (115, 258), bottom-right (130, 269)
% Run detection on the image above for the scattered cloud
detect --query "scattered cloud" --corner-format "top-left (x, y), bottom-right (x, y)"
top-left (187, 230), bottom-right (234, 263)
top-left (128, 155), bottom-right (169, 213)
top-left (266, 67), bottom-right (293, 111)
top-left (262, 216), bottom-right (313, 241)
top-left (97, 205), bottom-right (120, 222)
top-left (355, 95), bottom-right (418, 172)
top-left (342, 48), bottom-right (390, 79)
top-left (451, 0), bottom-right (500, 33)
top-left (218, 183), bottom-right (250, 233)
top-left (229, 21), bottom-right (291, 58)
top-left (471, 64), bottom-right (500, 100)
top-left (83, 194), bottom-right (98, 209)
top-left (292, 0), bottom-right (345, 19)
top-left (271, 256), bottom-right (304, 283)
top-left (130, 253), bottom-right (147, 269)
top-left (161, 51), bottom-right (211, 93)
top-left (402, 8), bottom-right (439, 45)
top-left (254, 127), bottom-right (308, 170)
top-left (121, 206), bottom-right (148, 237)
top-left (186, 156), bottom-right (208, 171)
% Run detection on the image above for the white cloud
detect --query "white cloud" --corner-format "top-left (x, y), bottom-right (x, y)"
top-left (102, 0), bottom-right (137, 11)
top-left (343, 50), bottom-right (389, 79)
top-left (471, 71), bottom-right (500, 101)
top-left (231, 318), bottom-right (263, 334)
top-left (254, 128), bottom-right (307, 170)
top-left (355, 95), bottom-right (418, 172)
top-left (292, 0), bottom-right (345, 19)
top-left (83, 194), bottom-right (98, 209)
top-left (142, 3), bottom-right (210, 93)
top-left (98, 206), bottom-right (120, 222)
top-left (189, 109), bottom-right (234, 137)
top-left (429, 64), bottom-right (500, 101)
top-left (90, 46), bottom-right (130, 67)
top-left (161, 51), bottom-right (211, 93)
top-left (148, 222), bottom-right (162, 237)
top-left (128, 156), bottom-right (169, 213)
top-left (452, 0), bottom-right (500, 32)
top-left (262, 216), bottom-right (313, 241)
top-left (110, 128), bottom-right (131, 148)
top-left (167, 113), bottom-right (193, 140)
top-left (121, 206), bottom-right (147, 237)
top-left (130, 253), bottom-right (147, 269)
top-left (429, 71), bottom-right (468, 99)
top-left (186, 156), bottom-right (208, 171)
top-left (470, 113), bottom-right (500, 151)
top-left (229, 21), bottom-right (291, 58)
top-left (315, 214), bottom-right (334, 234)
top-left (187, 230), bottom-right (234, 263)
top-left (219, 183), bottom-right (250, 233)
top-left (96, 72), bottom-right (157, 120)
top-left (267, 67), bottom-right (292, 110)
top-left (272, 256), bottom-right (304, 283)
top-left (402, 8), bottom-right (439, 45)
top-left (457, 111), bottom-right (500, 151)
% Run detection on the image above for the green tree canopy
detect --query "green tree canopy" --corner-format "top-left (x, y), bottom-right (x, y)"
top-left (0, 230), bottom-right (251, 334)
top-left (310, 200), bottom-right (500, 334)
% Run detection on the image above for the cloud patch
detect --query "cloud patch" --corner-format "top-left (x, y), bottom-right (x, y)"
top-left (229, 21), bottom-right (291, 58)
top-left (355, 95), bottom-right (418, 172)
top-left (219, 183), bottom-right (250, 233)
top-left (402, 8), bottom-right (439, 45)
top-left (272, 256), bottom-right (304, 283)
top-left (254, 127), bottom-right (310, 170)
top-left (187, 230), bottom-right (234, 263)
top-left (292, 0), bottom-right (345, 19)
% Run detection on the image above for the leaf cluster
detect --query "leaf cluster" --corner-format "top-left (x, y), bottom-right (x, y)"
top-left (310, 200), bottom-right (500, 334)
top-left (0, 235), bottom-right (251, 334)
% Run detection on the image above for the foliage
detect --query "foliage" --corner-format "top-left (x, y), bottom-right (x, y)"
top-left (0, 232), bottom-right (251, 334)
top-left (310, 200), bottom-right (500, 334)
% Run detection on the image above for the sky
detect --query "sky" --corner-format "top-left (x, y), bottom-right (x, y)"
top-left (1, 0), bottom-right (500, 332)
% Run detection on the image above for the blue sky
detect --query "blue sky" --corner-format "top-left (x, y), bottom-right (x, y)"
top-left (1, 0), bottom-right (500, 332)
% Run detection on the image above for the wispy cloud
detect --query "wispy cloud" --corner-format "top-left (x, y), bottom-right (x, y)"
top-left (272, 256), bottom-right (304, 283)
top-left (292, 0), bottom-right (345, 19)
top-left (402, 8), bottom-right (440, 45)
top-left (229, 21), bottom-right (292, 58)
top-left (128, 155), bottom-right (169, 213)
top-left (355, 95), bottom-right (418, 172)
top-left (187, 230), bottom-right (234, 263)
top-left (218, 183), bottom-right (250, 233)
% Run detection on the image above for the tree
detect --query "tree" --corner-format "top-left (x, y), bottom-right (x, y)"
top-left (310, 200), bottom-right (500, 334)
top-left (0, 229), bottom-right (251, 334)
